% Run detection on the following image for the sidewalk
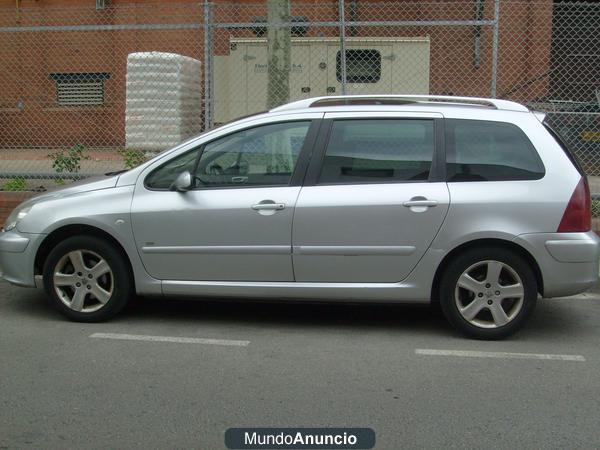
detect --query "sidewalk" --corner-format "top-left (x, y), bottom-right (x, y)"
top-left (0, 159), bottom-right (123, 177)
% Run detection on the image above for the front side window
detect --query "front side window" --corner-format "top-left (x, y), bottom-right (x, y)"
top-left (145, 149), bottom-right (199, 190)
top-left (195, 121), bottom-right (310, 187)
top-left (145, 121), bottom-right (311, 190)
top-left (319, 119), bottom-right (435, 184)
top-left (446, 119), bottom-right (545, 182)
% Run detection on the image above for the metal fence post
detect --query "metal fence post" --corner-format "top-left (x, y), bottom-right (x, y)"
top-left (338, 0), bottom-right (347, 95)
top-left (203, 0), bottom-right (214, 130)
top-left (491, 0), bottom-right (500, 98)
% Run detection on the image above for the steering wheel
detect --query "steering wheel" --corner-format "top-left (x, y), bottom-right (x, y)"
top-left (207, 164), bottom-right (224, 175)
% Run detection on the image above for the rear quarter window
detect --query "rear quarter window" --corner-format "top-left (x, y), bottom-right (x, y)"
top-left (542, 121), bottom-right (586, 177)
top-left (446, 119), bottom-right (545, 182)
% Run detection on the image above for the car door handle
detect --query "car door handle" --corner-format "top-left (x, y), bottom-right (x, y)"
top-left (402, 199), bottom-right (438, 207)
top-left (251, 203), bottom-right (285, 211)
top-left (231, 176), bottom-right (248, 184)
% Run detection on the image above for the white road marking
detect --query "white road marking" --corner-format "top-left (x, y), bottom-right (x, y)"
top-left (90, 332), bottom-right (249, 347)
top-left (415, 349), bottom-right (585, 362)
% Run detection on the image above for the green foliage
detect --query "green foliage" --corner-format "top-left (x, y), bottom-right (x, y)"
top-left (119, 148), bottom-right (147, 169)
top-left (48, 144), bottom-right (90, 175)
top-left (2, 178), bottom-right (27, 191)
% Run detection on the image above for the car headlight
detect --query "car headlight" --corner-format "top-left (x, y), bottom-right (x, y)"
top-left (3, 206), bottom-right (32, 232)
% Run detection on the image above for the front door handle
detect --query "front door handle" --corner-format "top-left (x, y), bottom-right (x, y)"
top-left (403, 199), bottom-right (438, 207)
top-left (251, 202), bottom-right (285, 211)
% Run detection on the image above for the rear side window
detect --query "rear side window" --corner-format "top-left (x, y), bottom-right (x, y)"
top-left (446, 119), bottom-right (545, 182)
top-left (318, 119), bottom-right (435, 184)
top-left (543, 121), bottom-right (585, 177)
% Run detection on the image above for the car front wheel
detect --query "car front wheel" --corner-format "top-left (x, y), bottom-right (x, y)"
top-left (43, 235), bottom-right (133, 322)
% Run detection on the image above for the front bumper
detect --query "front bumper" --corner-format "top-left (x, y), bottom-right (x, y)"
top-left (0, 229), bottom-right (43, 287)
top-left (515, 231), bottom-right (600, 297)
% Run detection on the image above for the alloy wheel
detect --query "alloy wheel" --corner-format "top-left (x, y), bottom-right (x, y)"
top-left (454, 260), bottom-right (525, 329)
top-left (53, 249), bottom-right (114, 313)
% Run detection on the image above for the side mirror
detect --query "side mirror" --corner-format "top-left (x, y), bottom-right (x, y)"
top-left (169, 171), bottom-right (193, 192)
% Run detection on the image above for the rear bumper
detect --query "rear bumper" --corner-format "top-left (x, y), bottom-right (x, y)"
top-left (515, 231), bottom-right (600, 297)
top-left (0, 229), bottom-right (42, 288)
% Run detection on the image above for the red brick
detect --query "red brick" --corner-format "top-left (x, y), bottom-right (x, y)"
top-left (0, 191), bottom-right (36, 226)
top-left (0, 0), bottom-right (554, 149)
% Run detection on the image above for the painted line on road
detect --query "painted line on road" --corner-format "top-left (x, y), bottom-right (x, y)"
top-left (415, 349), bottom-right (585, 362)
top-left (90, 332), bottom-right (250, 347)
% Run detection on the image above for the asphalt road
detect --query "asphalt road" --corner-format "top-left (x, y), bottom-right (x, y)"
top-left (1, 279), bottom-right (600, 449)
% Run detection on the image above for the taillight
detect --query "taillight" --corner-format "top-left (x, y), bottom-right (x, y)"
top-left (557, 177), bottom-right (591, 232)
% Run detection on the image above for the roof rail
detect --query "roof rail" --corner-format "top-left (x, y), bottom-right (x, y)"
top-left (270, 95), bottom-right (530, 113)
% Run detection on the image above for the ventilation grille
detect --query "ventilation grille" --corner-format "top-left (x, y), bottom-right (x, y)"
top-left (50, 72), bottom-right (110, 107)
top-left (57, 81), bottom-right (104, 106)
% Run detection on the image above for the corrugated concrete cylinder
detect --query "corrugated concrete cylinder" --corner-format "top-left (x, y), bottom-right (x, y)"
top-left (125, 52), bottom-right (202, 152)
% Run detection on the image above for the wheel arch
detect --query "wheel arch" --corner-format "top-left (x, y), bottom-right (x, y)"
top-left (430, 238), bottom-right (544, 302)
top-left (34, 224), bottom-right (135, 288)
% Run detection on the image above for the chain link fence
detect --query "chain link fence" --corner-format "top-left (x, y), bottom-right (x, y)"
top-left (0, 1), bottom-right (598, 209)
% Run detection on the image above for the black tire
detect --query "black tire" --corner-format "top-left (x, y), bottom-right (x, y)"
top-left (43, 235), bottom-right (133, 322)
top-left (439, 247), bottom-right (537, 340)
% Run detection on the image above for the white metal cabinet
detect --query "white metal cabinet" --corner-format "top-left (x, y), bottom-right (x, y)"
top-left (214, 37), bottom-right (430, 123)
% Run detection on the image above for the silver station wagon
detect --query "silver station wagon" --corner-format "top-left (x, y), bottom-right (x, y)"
top-left (1, 95), bottom-right (598, 339)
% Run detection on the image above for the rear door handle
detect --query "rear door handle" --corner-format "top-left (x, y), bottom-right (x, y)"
top-left (251, 203), bottom-right (285, 211)
top-left (403, 199), bottom-right (438, 207)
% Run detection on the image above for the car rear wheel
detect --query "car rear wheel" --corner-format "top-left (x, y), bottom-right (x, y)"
top-left (43, 235), bottom-right (133, 322)
top-left (439, 247), bottom-right (537, 340)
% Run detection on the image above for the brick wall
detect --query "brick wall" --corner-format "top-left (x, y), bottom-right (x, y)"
top-left (0, 192), bottom-right (36, 227)
top-left (0, 0), bottom-right (554, 149)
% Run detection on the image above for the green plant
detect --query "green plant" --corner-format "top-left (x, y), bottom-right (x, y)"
top-left (48, 144), bottom-right (90, 176)
top-left (119, 148), bottom-right (147, 169)
top-left (2, 178), bottom-right (27, 191)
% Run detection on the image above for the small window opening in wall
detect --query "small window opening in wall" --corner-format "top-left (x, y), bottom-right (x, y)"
top-left (96, 0), bottom-right (108, 10)
top-left (50, 72), bottom-right (110, 107)
top-left (336, 49), bottom-right (382, 83)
